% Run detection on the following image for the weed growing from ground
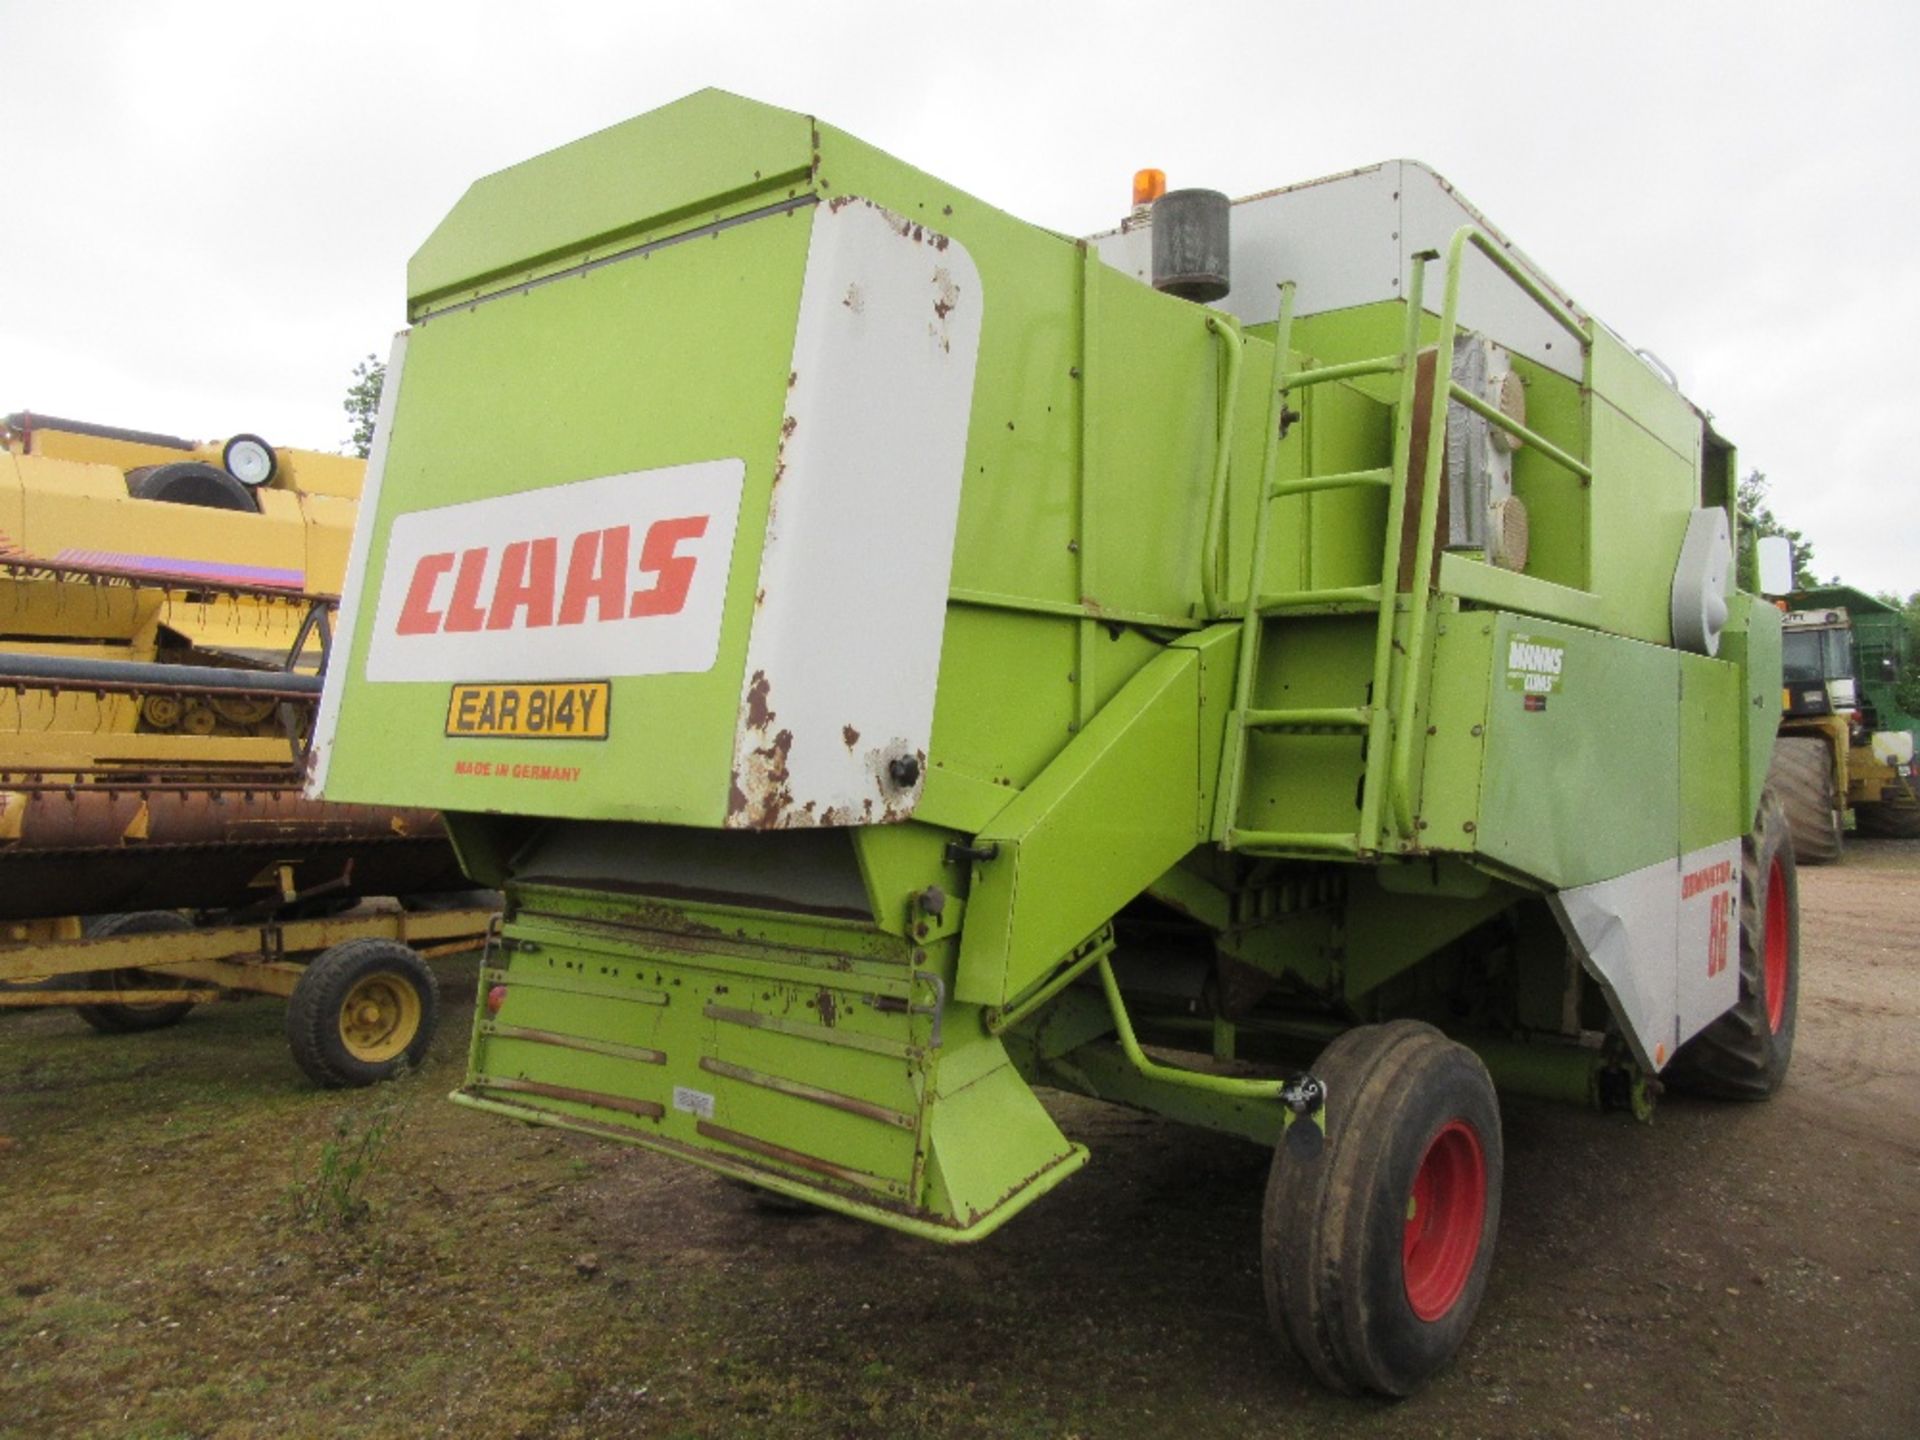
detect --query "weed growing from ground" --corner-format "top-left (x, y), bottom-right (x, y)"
top-left (286, 1076), bottom-right (406, 1229)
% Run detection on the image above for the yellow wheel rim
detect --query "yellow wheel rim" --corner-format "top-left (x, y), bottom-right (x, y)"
top-left (337, 972), bottom-right (422, 1063)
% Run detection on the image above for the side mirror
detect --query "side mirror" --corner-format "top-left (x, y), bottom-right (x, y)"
top-left (1755, 535), bottom-right (1795, 597)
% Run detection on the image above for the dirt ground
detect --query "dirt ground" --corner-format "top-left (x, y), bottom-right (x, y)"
top-left (2, 842), bottom-right (1916, 1440)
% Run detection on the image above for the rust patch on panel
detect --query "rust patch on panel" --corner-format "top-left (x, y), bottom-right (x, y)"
top-left (476, 1075), bottom-right (664, 1121)
top-left (1397, 347), bottom-right (1446, 593)
top-left (696, 1119), bottom-right (889, 1192)
top-left (841, 724), bottom-right (860, 750)
top-left (730, 670), bottom-right (800, 829)
top-left (742, 670), bottom-right (775, 732)
top-left (729, 727), bottom-right (795, 828)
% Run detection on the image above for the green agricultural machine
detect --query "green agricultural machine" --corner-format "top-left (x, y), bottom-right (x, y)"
top-left (1770, 586), bottom-right (1920, 855)
top-left (312, 91), bottom-right (1794, 1394)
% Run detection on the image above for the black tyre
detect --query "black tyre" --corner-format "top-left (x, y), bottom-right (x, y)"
top-left (220, 433), bottom-right (277, 487)
top-left (1769, 736), bottom-right (1841, 864)
top-left (398, 888), bottom-right (502, 914)
top-left (73, 911), bottom-right (202, 1034)
top-left (723, 1177), bottom-right (821, 1217)
top-left (1263, 1020), bottom-right (1502, 1397)
top-left (286, 938), bottom-right (437, 1088)
top-left (1665, 790), bottom-right (1799, 1099)
top-left (125, 460), bottom-right (260, 513)
top-left (1855, 794), bottom-right (1920, 839)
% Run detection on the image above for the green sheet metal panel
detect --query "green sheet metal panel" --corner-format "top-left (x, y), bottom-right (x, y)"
top-left (1586, 393), bottom-right (1699, 646)
top-left (1713, 592), bottom-right (1783, 824)
top-left (1475, 614), bottom-right (1680, 888)
top-left (408, 89), bottom-right (815, 312)
top-left (1416, 606), bottom-right (1495, 848)
top-left (461, 887), bottom-right (1084, 1239)
top-left (1678, 650), bottom-right (1745, 852)
top-left (1235, 613), bottom-right (1377, 842)
top-left (955, 637), bottom-right (1214, 1008)
top-left (319, 203), bottom-right (812, 824)
top-left (1078, 265), bottom-right (1221, 623)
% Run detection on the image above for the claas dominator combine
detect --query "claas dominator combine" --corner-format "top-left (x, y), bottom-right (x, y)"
top-left (313, 91), bottom-right (1793, 1393)
top-left (1, 414), bottom-right (487, 1085)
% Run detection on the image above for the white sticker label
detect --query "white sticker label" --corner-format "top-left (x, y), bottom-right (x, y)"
top-left (671, 1085), bottom-right (715, 1120)
top-left (364, 459), bottom-right (744, 682)
top-left (1505, 634), bottom-right (1566, 695)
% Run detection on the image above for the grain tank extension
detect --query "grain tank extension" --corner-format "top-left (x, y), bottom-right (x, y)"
top-left (313, 91), bottom-right (1793, 1395)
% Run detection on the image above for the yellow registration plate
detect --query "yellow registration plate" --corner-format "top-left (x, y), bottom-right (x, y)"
top-left (445, 682), bottom-right (609, 740)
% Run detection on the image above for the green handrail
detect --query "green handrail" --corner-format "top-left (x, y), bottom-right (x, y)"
top-left (1388, 225), bottom-right (1593, 833)
top-left (1358, 250), bottom-right (1433, 850)
top-left (1210, 283), bottom-right (1299, 843)
top-left (1199, 312), bottom-right (1244, 615)
top-left (1096, 955), bottom-right (1293, 1102)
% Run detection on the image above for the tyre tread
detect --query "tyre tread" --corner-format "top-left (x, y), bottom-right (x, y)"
top-left (1770, 736), bottom-right (1841, 864)
top-left (284, 938), bottom-right (438, 1089)
top-left (1666, 790), bottom-right (1798, 1099)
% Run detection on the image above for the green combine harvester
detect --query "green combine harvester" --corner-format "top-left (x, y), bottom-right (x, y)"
top-left (312, 90), bottom-right (1794, 1395)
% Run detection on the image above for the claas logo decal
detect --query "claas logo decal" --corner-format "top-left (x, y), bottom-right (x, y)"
top-left (363, 460), bottom-right (744, 684)
top-left (395, 517), bottom-right (708, 636)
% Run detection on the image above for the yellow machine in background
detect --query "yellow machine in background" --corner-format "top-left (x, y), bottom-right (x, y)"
top-left (2, 412), bottom-right (359, 770)
top-left (1, 412), bottom-right (487, 1086)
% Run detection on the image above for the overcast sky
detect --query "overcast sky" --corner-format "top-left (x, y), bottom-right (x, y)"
top-left (3, 1), bottom-right (1914, 593)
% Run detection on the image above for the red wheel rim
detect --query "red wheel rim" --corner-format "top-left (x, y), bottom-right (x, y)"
top-left (1763, 854), bottom-right (1789, 1034)
top-left (1403, 1119), bottom-right (1487, 1322)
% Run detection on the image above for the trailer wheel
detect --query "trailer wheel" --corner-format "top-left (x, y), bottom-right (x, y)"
top-left (1769, 736), bottom-right (1841, 864)
top-left (73, 911), bottom-right (202, 1034)
top-left (124, 461), bottom-right (261, 513)
top-left (286, 939), bottom-right (438, 1088)
top-left (1665, 790), bottom-right (1798, 1099)
top-left (1262, 1020), bottom-right (1502, 1397)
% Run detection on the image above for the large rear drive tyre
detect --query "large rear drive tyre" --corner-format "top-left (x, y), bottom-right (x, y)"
top-left (1262, 1020), bottom-right (1503, 1397)
top-left (124, 460), bottom-right (260, 513)
top-left (1666, 790), bottom-right (1799, 1099)
top-left (286, 939), bottom-right (437, 1088)
top-left (1769, 736), bottom-right (1842, 864)
top-left (73, 911), bottom-right (202, 1034)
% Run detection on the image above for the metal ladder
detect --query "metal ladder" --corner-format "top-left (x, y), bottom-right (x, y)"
top-left (1207, 229), bottom-right (1594, 858)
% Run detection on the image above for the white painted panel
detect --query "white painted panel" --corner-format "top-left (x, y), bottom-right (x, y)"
top-left (1092, 163), bottom-right (1402, 326)
top-left (1550, 855), bottom-right (1678, 1072)
top-left (728, 199), bottom-right (982, 829)
top-left (1090, 160), bottom-right (1591, 381)
top-left (308, 329), bottom-right (407, 797)
top-left (1549, 837), bottom-right (1744, 1071)
top-left (362, 459), bottom-right (744, 683)
top-left (1395, 162), bottom-right (1587, 381)
top-left (1674, 839), bottom-right (1742, 1046)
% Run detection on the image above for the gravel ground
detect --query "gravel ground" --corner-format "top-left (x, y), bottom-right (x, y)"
top-left (1, 839), bottom-right (1915, 1439)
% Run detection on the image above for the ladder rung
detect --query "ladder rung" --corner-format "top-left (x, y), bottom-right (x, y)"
top-left (1225, 828), bottom-right (1363, 855)
top-left (1280, 355), bottom-right (1403, 390)
top-left (1269, 468), bottom-right (1393, 501)
top-left (1243, 706), bottom-right (1371, 732)
top-left (1256, 585), bottom-right (1384, 612)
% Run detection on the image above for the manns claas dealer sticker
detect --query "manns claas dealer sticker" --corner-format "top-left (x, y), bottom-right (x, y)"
top-left (1505, 633), bottom-right (1565, 712)
top-left (364, 459), bottom-right (745, 684)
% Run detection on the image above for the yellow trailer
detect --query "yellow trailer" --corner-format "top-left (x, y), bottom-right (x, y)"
top-left (0, 412), bottom-right (492, 1084)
